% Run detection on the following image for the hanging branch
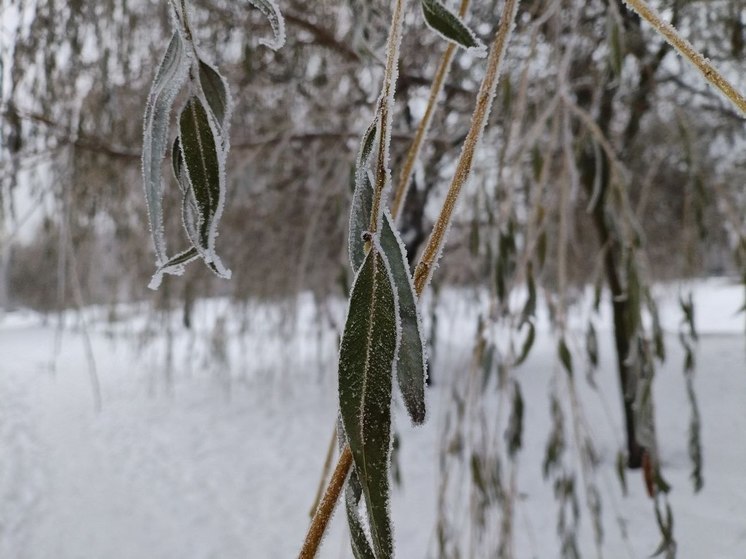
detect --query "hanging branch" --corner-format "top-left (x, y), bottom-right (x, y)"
top-left (624, 0), bottom-right (746, 115)
top-left (390, 0), bottom-right (472, 222)
top-left (413, 0), bottom-right (521, 295)
top-left (298, 1), bottom-right (521, 556)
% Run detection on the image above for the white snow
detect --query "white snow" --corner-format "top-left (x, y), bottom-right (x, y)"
top-left (0, 279), bottom-right (743, 558)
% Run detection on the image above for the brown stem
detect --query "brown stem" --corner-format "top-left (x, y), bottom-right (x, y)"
top-left (390, 0), bottom-right (472, 222)
top-left (298, 446), bottom-right (353, 559)
top-left (413, 0), bottom-right (521, 295)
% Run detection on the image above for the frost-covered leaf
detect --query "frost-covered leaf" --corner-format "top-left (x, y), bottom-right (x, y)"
top-left (345, 469), bottom-right (376, 559)
top-left (558, 337), bottom-right (573, 376)
top-left (178, 96), bottom-right (231, 278)
top-left (513, 320), bottom-right (535, 367)
top-left (148, 247), bottom-right (200, 289)
top-left (142, 31), bottom-right (190, 265)
top-left (420, 0), bottom-right (486, 54)
top-left (245, 0), bottom-right (286, 50)
top-left (381, 210), bottom-right (427, 425)
top-left (198, 59), bottom-right (230, 131)
top-left (349, 117), bottom-right (379, 272)
top-left (339, 246), bottom-right (399, 559)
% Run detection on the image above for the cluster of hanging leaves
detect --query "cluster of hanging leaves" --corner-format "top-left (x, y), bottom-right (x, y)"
top-left (340, 112), bottom-right (427, 559)
top-left (142, 0), bottom-right (285, 289)
top-left (337, 5), bottom-right (485, 557)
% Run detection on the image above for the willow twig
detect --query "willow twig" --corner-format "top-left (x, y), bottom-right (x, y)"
top-left (390, 0), bottom-right (472, 222)
top-left (413, 0), bottom-right (521, 295)
top-left (298, 446), bottom-right (353, 559)
top-left (624, 0), bottom-right (746, 115)
top-left (369, 0), bottom-right (408, 235)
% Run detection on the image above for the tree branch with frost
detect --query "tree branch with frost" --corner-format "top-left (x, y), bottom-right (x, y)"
top-left (390, 0), bottom-right (472, 222)
top-left (413, 0), bottom-right (521, 295)
top-left (298, 2), bottom-right (521, 556)
top-left (623, 0), bottom-right (746, 115)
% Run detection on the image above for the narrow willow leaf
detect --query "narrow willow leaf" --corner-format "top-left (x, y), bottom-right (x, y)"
top-left (586, 321), bottom-right (598, 368)
top-left (345, 469), bottom-right (376, 559)
top-left (198, 59), bottom-right (230, 131)
top-left (142, 31), bottom-right (190, 265)
top-left (558, 338), bottom-right (573, 376)
top-left (615, 450), bottom-right (628, 496)
top-left (349, 117), bottom-right (379, 272)
top-left (381, 210), bottom-right (427, 424)
top-left (520, 263), bottom-right (537, 324)
top-left (339, 246), bottom-right (399, 559)
top-left (505, 381), bottom-right (524, 458)
top-left (246, 0), bottom-right (286, 50)
top-left (178, 96), bottom-right (230, 278)
top-left (148, 247), bottom-right (200, 289)
top-left (420, 0), bottom-right (486, 54)
top-left (513, 320), bottom-right (535, 366)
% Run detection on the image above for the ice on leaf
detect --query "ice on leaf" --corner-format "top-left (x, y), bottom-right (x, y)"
top-left (245, 0), bottom-right (286, 50)
top-left (380, 210), bottom-right (427, 425)
top-left (142, 31), bottom-right (190, 266)
top-left (420, 0), bottom-right (486, 55)
top-left (349, 116), bottom-right (379, 272)
top-left (339, 244), bottom-right (399, 559)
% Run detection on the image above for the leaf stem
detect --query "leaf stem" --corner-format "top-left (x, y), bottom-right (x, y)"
top-left (390, 0), bottom-right (472, 222)
top-left (298, 445), bottom-right (353, 559)
top-left (413, 0), bottom-right (521, 295)
top-left (369, 0), bottom-right (408, 235)
top-left (623, 0), bottom-right (746, 115)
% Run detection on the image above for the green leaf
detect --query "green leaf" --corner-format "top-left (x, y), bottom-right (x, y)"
top-left (420, 0), bottom-right (486, 53)
top-left (381, 211), bottom-right (427, 424)
top-left (339, 246), bottom-right (398, 559)
top-left (586, 321), bottom-right (598, 368)
top-left (349, 117), bottom-right (379, 272)
top-left (345, 469), bottom-right (376, 559)
top-left (521, 263), bottom-right (537, 324)
top-left (198, 59), bottom-right (230, 131)
top-left (558, 338), bottom-right (573, 376)
top-left (505, 381), bottom-right (524, 457)
top-left (175, 96), bottom-right (231, 281)
top-left (142, 31), bottom-right (190, 266)
top-left (514, 320), bottom-right (535, 366)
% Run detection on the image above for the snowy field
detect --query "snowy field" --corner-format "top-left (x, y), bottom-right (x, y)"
top-left (0, 278), bottom-right (744, 558)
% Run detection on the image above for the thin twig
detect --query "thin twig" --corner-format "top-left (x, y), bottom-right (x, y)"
top-left (390, 0), bottom-right (472, 222)
top-left (369, 0), bottom-right (408, 235)
top-left (413, 0), bottom-right (521, 295)
top-left (298, 446), bottom-right (353, 559)
top-left (624, 0), bottom-right (746, 115)
top-left (308, 427), bottom-right (339, 518)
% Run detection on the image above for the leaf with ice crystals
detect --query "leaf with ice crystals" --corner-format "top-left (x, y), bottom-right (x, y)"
top-left (198, 59), bottom-right (231, 134)
top-left (142, 31), bottom-right (190, 266)
top-left (245, 0), bottom-right (286, 50)
top-left (381, 210), bottom-right (427, 425)
top-left (345, 468), bottom-right (376, 559)
top-left (148, 247), bottom-right (200, 290)
top-left (339, 244), bottom-right (399, 559)
top-left (349, 117), bottom-right (379, 272)
top-left (177, 96), bottom-right (231, 279)
top-left (420, 0), bottom-right (486, 55)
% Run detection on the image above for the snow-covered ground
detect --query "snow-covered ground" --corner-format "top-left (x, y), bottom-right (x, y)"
top-left (0, 278), bottom-right (743, 558)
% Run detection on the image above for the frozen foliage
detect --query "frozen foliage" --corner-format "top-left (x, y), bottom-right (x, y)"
top-left (348, 116), bottom-right (379, 273)
top-left (246, 0), bottom-right (287, 50)
top-left (380, 210), bottom-right (427, 425)
top-left (142, 31), bottom-right (191, 267)
top-left (338, 242), bottom-right (401, 559)
top-left (144, 0), bottom-right (287, 289)
top-left (420, 0), bottom-right (487, 56)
